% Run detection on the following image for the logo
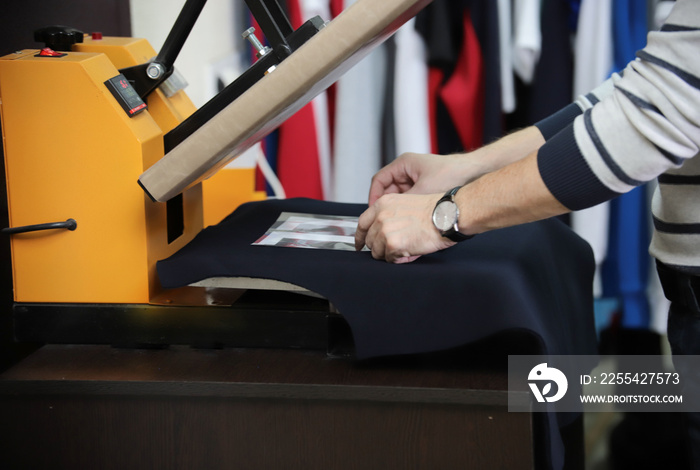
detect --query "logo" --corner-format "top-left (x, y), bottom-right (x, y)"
top-left (528, 363), bottom-right (568, 403)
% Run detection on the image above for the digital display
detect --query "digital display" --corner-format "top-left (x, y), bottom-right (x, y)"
top-left (104, 74), bottom-right (147, 117)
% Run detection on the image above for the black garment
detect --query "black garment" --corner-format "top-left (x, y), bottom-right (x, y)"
top-left (381, 36), bottom-right (397, 166)
top-left (416, 0), bottom-right (470, 154)
top-left (653, 262), bottom-right (700, 468)
top-left (158, 198), bottom-right (596, 359)
top-left (466, 0), bottom-right (502, 145)
top-left (668, 303), bottom-right (700, 469)
top-left (506, 0), bottom-right (575, 130)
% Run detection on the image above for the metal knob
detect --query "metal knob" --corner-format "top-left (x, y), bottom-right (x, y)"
top-left (34, 26), bottom-right (84, 52)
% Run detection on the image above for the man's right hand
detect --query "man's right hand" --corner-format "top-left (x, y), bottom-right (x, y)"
top-left (368, 127), bottom-right (547, 206)
top-left (368, 152), bottom-right (478, 206)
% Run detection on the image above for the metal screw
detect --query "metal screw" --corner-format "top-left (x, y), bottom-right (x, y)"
top-left (242, 27), bottom-right (271, 58)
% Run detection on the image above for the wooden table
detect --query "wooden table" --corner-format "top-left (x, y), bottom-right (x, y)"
top-left (0, 344), bottom-right (537, 469)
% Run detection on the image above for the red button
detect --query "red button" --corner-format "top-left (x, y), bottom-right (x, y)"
top-left (38, 47), bottom-right (65, 57)
top-left (92, 32), bottom-right (103, 40)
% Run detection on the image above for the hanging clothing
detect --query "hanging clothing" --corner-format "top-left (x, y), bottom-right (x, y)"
top-left (274, 0), bottom-right (328, 200)
top-left (601, 0), bottom-right (652, 329)
top-left (512, 0), bottom-right (542, 85)
top-left (300, 0), bottom-right (333, 198)
top-left (331, 0), bottom-right (387, 203)
top-left (507, 0), bottom-right (575, 130)
top-left (466, 0), bottom-right (503, 146)
top-left (573, 0), bottom-right (613, 95)
top-left (571, 0), bottom-right (614, 297)
top-left (529, 0), bottom-right (576, 123)
top-left (437, 9), bottom-right (484, 153)
top-left (497, 0), bottom-right (516, 113)
top-left (416, 1), bottom-right (492, 154)
top-left (393, 19), bottom-right (432, 157)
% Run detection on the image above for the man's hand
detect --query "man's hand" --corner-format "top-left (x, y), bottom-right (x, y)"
top-left (355, 193), bottom-right (456, 264)
top-left (357, 127), bottom-right (555, 263)
top-left (368, 153), bottom-right (477, 206)
top-left (368, 128), bottom-right (547, 206)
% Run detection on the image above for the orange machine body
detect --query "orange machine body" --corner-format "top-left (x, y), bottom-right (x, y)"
top-left (0, 36), bottom-right (262, 304)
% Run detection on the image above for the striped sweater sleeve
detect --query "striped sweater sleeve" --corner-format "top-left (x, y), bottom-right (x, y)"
top-left (535, 78), bottom-right (616, 141)
top-left (535, 0), bottom-right (700, 211)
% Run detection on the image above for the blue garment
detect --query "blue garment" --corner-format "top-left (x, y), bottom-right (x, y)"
top-left (612, 0), bottom-right (648, 73)
top-left (262, 131), bottom-right (279, 196)
top-left (603, 187), bottom-right (651, 328)
top-left (566, 0), bottom-right (582, 32)
top-left (603, 0), bottom-right (651, 329)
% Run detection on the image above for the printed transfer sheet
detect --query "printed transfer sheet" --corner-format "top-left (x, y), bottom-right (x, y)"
top-left (254, 212), bottom-right (367, 251)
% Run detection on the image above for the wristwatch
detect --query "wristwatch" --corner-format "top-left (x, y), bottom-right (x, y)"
top-left (432, 186), bottom-right (473, 242)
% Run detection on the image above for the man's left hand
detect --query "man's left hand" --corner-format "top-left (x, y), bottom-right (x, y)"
top-left (355, 193), bottom-right (456, 264)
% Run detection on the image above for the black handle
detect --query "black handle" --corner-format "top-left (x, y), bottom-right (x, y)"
top-left (155, 0), bottom-right (208, 73)
top-left (119, 0), bottom-right (208, 100)
top-left (2, 218), bottom-right (77, 235)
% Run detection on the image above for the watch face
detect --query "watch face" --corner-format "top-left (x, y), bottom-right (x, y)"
top-left (433, 200), bottom-right (458, 232)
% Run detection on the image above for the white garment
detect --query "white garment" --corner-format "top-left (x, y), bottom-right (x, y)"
top-left (512, 0), bottom-right (542, 84)
top-left (497, 0), bottom-right (516, 113)
top-left (571, 0), bottom-right (614, 297)
top-left (573, 0), bottom-right (613, 97)
top-left (299, 0), bottom-right (333, 199)
top-left (393, 18), bottom-right (431, 157)
top-left (331, 0), bottom-right (387, 203)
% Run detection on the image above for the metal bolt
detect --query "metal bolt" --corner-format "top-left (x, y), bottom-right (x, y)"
top-left (147, 62), bottom-right (166, 80)
top-left (242, 27), bottom-right (271, 58)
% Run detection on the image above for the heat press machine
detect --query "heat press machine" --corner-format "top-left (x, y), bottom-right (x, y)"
top-left (0, 0), bottom-right (432, 350)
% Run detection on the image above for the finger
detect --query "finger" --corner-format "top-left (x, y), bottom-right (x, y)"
top-left (368, 172), bottom-right (399, 206)
top-left (367, 161), bottom-right (414, 205)
top-left (394, 255), bottom-right (422, 264)
top-left (383, 231), bottom-right (415, 264)
top-left (364, 213), bottom-right (387, 261)
top-left (368, 233), bottom-right (386, 261)
top-left (368, 184), bottom-right (399, 207)
top-left (354, 206), bottom-right (375, 251)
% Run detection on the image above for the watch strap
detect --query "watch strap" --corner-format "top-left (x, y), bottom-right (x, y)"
top-left (437, 186), bottom-right (473, 242)
top-left (445, 228), bottom-right (472, 242)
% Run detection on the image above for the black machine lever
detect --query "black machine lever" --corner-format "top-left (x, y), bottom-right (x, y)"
top-left (119, 0), bottom-right (209, 100)
top-left (153, 0), bottom-right (208, 77)
top-left (116, 0), bottom-right (325, 152)
top-left (2, 219), bottom-right (77, 235)
top-left (119, 0), bottom-right (297, 101)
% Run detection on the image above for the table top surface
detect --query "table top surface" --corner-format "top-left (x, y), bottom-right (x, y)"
top-left (0, 344), bottom-right (528, 407)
